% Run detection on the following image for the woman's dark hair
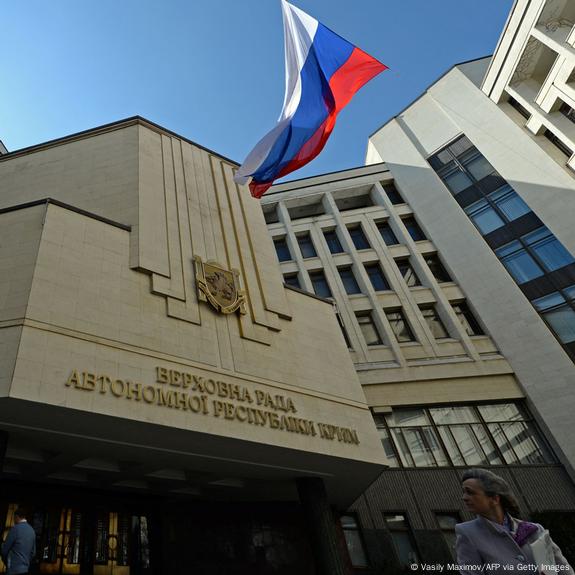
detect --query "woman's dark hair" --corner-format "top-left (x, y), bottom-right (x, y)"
top-left (462, 468), bottom-right (521, 517)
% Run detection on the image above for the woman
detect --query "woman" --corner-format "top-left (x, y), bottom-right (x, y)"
top-left (456, 468), bottom-right (573, 574)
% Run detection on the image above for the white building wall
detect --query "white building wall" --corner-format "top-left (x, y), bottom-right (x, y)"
top-left (367, 60), bottom-right (575, 476)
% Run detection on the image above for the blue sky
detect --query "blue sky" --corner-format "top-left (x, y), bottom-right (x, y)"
top-left (1, 0), bottom-right (513, 182)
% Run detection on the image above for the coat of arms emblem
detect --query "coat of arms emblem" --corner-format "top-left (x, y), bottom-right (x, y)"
top-left (194, 256), bottom-right (246, 315)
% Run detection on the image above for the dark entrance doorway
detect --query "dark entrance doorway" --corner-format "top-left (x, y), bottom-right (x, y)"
top-left (1, 503), bottom-right (152, 575)
top-left (0, 485), bottom-right (316, 575)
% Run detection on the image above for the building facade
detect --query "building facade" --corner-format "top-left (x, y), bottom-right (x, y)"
top-left (0, 118), bottom-right (387, 575)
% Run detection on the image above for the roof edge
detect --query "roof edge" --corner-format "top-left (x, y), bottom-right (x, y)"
top-left (0, 116), bottom-right (240, 167)
top-left (367, 55), bottom-right (493, 141)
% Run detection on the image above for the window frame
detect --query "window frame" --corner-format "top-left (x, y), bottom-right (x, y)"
top-left (273, 237), bottom-right (292, 262)
top-left (374, 402), bottom-right (555, 469)
top-left (297, 233), bottom-right (318, 259)
top-left (348, 225), bottom-right (371, 250)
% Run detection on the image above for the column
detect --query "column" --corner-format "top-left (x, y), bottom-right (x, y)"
top-left (296, 477), bottom-right (349, 575)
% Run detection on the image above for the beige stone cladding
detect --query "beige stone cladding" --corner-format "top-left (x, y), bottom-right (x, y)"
top-left (366, 59), bottom-right (575, 475)
top-left (0, 120), bottom-right (387, 503)
top-left (262, 166), bottom-right (523, 417)
top-left (0, 205), bottom-right (46, 397)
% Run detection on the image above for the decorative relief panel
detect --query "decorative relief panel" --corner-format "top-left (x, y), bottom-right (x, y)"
top-left (133, 125), bottom-right (291, 346)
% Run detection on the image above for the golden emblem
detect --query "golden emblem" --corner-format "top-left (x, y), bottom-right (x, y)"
top-left (194, 256), bottom-right (246, 315)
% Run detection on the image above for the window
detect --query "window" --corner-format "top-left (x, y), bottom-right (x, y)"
top-left (356, 312), bottom-right (382, 346)
top-left (395, 259), bottom-right (420, 287)
top-left (386, 310), bottom-right (415, 342)
top-left (524, 227), bottom-right (575, 272)
top-left (384, 514), bottom-right (419, 566)
top-left (544, 129), bottom-right (573, 157)
top-left (435, 513), bottom-right (460, 559)
top-left (375, 403), bottom-right (554, 469)
top-left (478, 403), bottom-right (555, 465)
top-left (348, 226), bottom-right (370, 250)
top-left (340, 515), bottom-right (369, 568)
top-left (339, 267), bottom-right (361, 295)
top-left (442, 166), bottom-right (473, 195)
top-left (309, 271), bottom-right (331, 298)
top-left (461, 150), bottom-right (495, 182)
top-left (403, 217), bottom-right (426, 241)
top-left (424, 255), bottom-right (451, 283)
top-left (452, 302), bottom-right (484, 336)
top-left (365, 263), bottom-right (390, 291)
top-left (508, 97), bottom-right (530, 119)
top-left (378, 222), bottom-right (399, 246)
top-left (274, 238), bottom-right (291, 262)
top-left (560, 102), bottom-right (575, 124)
top-left (323, 230), bottom-right (344, 254)
top-left (297, 233), bottom-right (317, 259)
top-left (496, 240), bottom-right (544, 284)
top-left (283, 274), bottom-right (300, 289)
top-left (533, 288), bottom-right (575, 344)
top-left (420, 306), bottom-right (449, 339)
top-left (465, 199), bottom-right (505, 235)
top-left (489, 186), bottom-right (531, 221)
top-left (382, 183), bottom-right (403, 205)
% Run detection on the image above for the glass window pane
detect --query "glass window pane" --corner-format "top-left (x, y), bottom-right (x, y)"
top-left (533, 292), bottom-right (566, 311)
top-left (465, 200), bottom-right (505, 234)
top-left (383, 183), bottom-right (404, 205)
top-left (396, 260), bottom-right (420, 287)
top-left (339, 268), bottom-right (361, 294)
top-left (425, 255), bottom-right (451, 282)
top-left (430, 406), bottom-right (479, 425)
top-left (378, 223), bottom-right (399, 246)
top-left (543, 305), bottom-right (575, 343)
top-left (356, 312), bottom-right (382, 346)
top-left (437, 427), bottom-right (465, 466)
top-left (496, 241), bottom-right (544, 284)
top-left (403, 217), bottom-right (426, 241)
top-left (488, 423), bottom-right (519, 464)
top-left (453, 303), bottom-right (484, 336)
top-left (377, 426), bottom-right (400, 468)
top-left (365, 264), bottom-right (390, 291)
top-left (471, 424), bottom-right (503, 464)
top-left (524, 228), bottom-right (575, 272)
top-left (449, 425), bottom-right (489, 465)
top-left (443, 169), bottom-right (473, 194)
top-left (309, 271), bottom-right (331, 298)
top-left (383, 513), bottom-right (420, 567)
top-left (274, 239), bottom-right (291, 262)
top-left (298, 234), bottom-right (317, 258)
top-left (348, 226), bottom-right (370, 250)
top-left (464, 154), bottom-right (495, 181)
top-left (391, 429), bottom-right (416, 467)
top-left (386, 408), bottom-right (431, 427)
top-left (340, 516), bottom-right (369, 568)
top-left (436, 514), bottom-right (459, 530)
top-left (283, 274), bottom-right (300, 289)
top-left (499, 421), bottom-right (548, 464)
top-left (490, 187), bottom-right (531, 221)
top-left (324, 230), bottom-right (344, 254)
top-left (564, 285), bottom-right (575, 301)
top-left (477, 403), bottom-right (524, 422)
top-left (386, 310), bottom-right (416, 342)
top-left (421, 307), bottom-right (449, 339)
top-left (402, 428), bottom-right (438, 467)
top-left (436, 513), bottom-right (460, 560)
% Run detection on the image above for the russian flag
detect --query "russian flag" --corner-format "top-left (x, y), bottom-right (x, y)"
top-left (234, 0), bottom-right (387, 198)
